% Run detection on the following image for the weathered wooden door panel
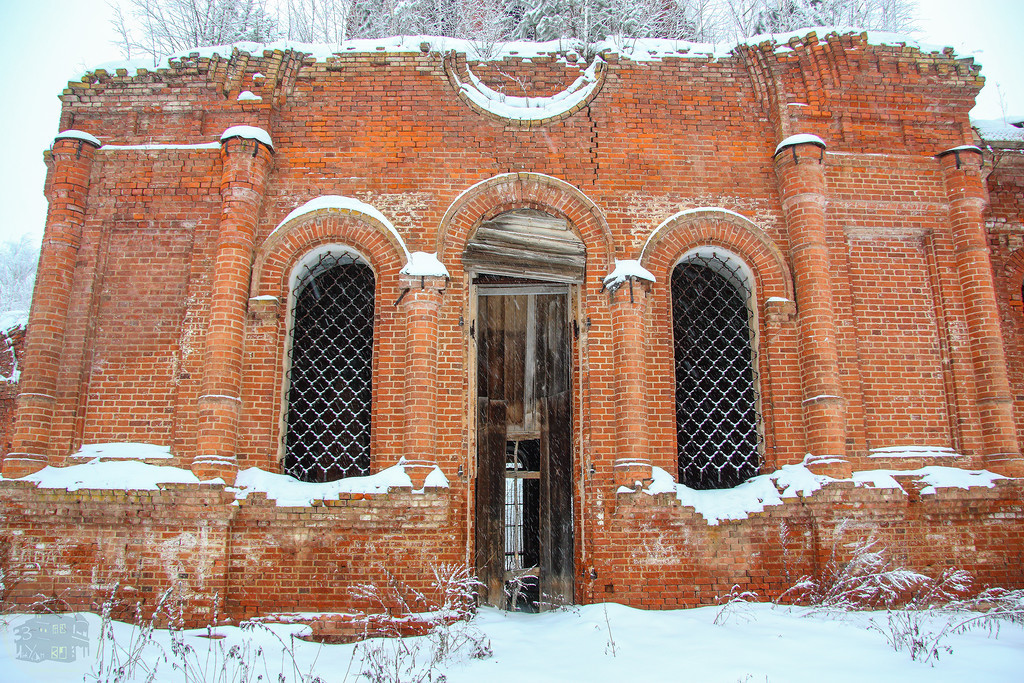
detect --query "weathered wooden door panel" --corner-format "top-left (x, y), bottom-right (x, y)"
top-left (475, 294), bottom-right (508, 605)
top-left (475, 286), bottom-right (573, 610)
top-left (537, 293), bottom-right (573, 608)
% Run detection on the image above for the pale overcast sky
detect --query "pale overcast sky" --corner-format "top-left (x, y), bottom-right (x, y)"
top-left (0, 0), bottom-right (1020, 246)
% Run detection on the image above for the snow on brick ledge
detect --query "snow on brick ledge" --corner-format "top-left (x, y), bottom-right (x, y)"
top-left (603, 259), bottom-right (655, 290)
top-left (53, 130), bottom-right (102, 148)
top-left (622, 461), bottom-right (1006, 526)
top-left (232, 462), bottom-right (449, 506)
top-left (400, 252), bottom-right (449, 278)
top-left (220, 125), bottom-right (274, 150)
top-left (70, 442), bottom-right (173, 460)
top-left (0, 453), bottom-right (448, 502)
top-left (16, 459), bottom-right (206, 491)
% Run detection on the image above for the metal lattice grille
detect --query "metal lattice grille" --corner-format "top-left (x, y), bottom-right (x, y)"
top-left (284, 251), bottom-right (375, 482)
top-left (671, 253), bottom-right (761, 490)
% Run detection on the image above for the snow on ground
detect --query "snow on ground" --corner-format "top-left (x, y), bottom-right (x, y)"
top-left (1, 602), bottom-right (1021, 682)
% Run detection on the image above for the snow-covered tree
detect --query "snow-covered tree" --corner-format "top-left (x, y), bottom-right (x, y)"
top-left (111, 0), bottom-right (280, 63)
top-left (0, 236), bottom-right (39, 314)
top-left (724, 0), bottom-right (915, 39)
top-left (512, 0), bottom-right (722, 43)
top-left (109, 0), bottom-right (916, 62)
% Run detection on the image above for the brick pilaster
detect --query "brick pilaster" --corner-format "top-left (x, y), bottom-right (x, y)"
top-left (4, 133), bottom-right (99, 478)
top-left (398, 274), bottom-right (446, 467)
top-left (193, 131), bottom-right (273, 482)
top-left (609, 279), bottom-right (652, 477)
top-left (938, 147), bottom-right (1023, 476)
top-left (774, 137), bottom-right (849, 477)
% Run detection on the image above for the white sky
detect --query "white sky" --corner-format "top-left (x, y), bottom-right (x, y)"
top-left (0, 0), bottom-right (1020, 246)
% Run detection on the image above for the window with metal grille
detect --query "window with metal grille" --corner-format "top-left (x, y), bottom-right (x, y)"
top-left (671, 251), bottom-right (761, 489)
top-left (284, 250), bottom-right (375, 482)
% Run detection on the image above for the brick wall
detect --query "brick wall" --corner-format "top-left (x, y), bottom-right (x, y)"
top-left (2, 30), bottom-right (1023, 621)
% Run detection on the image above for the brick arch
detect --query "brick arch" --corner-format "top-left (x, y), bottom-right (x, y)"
top-left (639, 209), bottom-right (798, 477)
top-left (436, 172), bottom-right (614, 276)
top-left (252, 208), bottom-right (407, 299)
top-left (240, 203), bottom-right (408, 476)
top-left (639, 209), bottom-right (793, 301)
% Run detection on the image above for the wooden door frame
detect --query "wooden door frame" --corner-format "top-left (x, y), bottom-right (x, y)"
top-left (470, 279), bottom-right (577, 610)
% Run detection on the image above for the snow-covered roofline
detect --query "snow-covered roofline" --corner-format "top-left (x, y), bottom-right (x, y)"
top-left (972, 117), bottom-right (1024, 148)
top-left (78, 28), bottom-right (969, 82)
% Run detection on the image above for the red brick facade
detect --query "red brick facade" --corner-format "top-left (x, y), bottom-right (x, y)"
top-left (2, 30), bottom-right (1023, 621)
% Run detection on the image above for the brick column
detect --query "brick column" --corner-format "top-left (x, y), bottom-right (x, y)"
top-left (774, 136), bottom-right (849, 478)
top-left (398, 273), bottom-right (446, 475)
top-left (193, 128), bottom-right (273, 482)
top-left (938, 146), bottom-right (1023, 476)
top-left (608, 274), bottom-right (652, 481)
top-left (4, 132), bottom-right (100, 478)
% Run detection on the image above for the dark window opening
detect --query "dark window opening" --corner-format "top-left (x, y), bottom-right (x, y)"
top-left (284, 251), bottom-right (375, 482)
top-left (672, 253), bottom-right (761, 489)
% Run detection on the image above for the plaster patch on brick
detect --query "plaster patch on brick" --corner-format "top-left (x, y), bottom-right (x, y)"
top-left (354, 191), bottom-right (431, 228)
top-left (624, 192), bottom-right (778, 247)
top-left (159, 528), bottom-right (209, 584)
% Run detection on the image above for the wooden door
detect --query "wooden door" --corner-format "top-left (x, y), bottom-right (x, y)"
top-left (475, 284), bottom-right (573, 610)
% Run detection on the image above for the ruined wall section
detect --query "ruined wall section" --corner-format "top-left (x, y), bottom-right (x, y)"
top-left (0, 480), bottom-right (455, 624)
top-left (740, 31), bottom-right (982, 153)
top-left (1, 477), bottom-right (1020, 624)
top-left (596, 479), bottom-right (1024, 608)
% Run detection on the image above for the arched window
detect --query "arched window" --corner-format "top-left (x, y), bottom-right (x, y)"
top-left (671, 250), bottom-right (760, 489)
top-left (284, 249), bottom-right (375, 482)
